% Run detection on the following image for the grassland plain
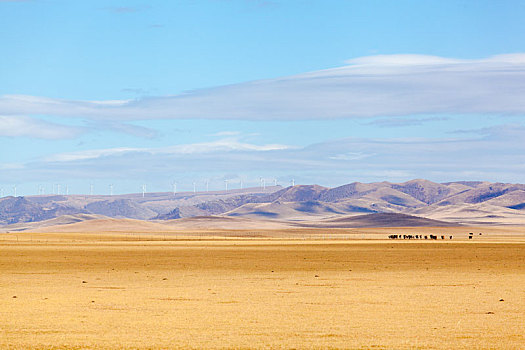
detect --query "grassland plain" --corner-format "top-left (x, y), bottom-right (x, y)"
top-left (0, 228), bottom-right (524, 349)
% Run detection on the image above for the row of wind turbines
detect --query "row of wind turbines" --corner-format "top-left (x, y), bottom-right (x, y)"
top-left (143, 177), bottom-right (293, 198)
top-left (0, 184), bottom-right (71, 197)
top-left (0, 178), bottom-right (296, 198)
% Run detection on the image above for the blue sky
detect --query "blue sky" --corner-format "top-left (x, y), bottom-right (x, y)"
top-left (1, 0), bottom-right (525, 195)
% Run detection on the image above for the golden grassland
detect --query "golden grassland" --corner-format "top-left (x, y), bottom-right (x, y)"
top-left (1, 227), bottom-right (524, 349)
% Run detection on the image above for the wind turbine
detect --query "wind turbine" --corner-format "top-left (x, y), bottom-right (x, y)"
top-left (259, 177), bottom-right (263, 188)
top-left (240, 179), bottom-right (243, 189)
top-left (109, 184), bottom-right (113, 196)
top-left (205, 179), bottom-right (209, 192)
top-left (193, 182), bottom-right (196, 193)
top-left (274, 178), bottom-right (277, 186)
top-left (57, 184), bottom-right (61, 195)
top-left (142, 184), bottom-right (146, 198)
top-left (224, 179), bottom-right (228, 191)
top-left (172, 182), bottom-right (177, 195)
top-left (13, 185), bottom-right (17, 197)
top-left (66, 185), bottom-right (69, 196)
top-left (291, 179), bottom-right (295, 187)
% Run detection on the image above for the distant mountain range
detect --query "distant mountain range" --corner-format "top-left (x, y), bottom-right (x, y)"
top-left (2, 179), bottom-right (525, 231)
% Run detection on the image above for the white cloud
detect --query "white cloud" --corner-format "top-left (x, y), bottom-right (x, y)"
top-left (0, 115), bottom-right (83, 139)
top-left (0, 115), bottom-right (160, 140)
top-left (328, 152), bottom-right (373, 161)
top-left (44, 138), bottom-right (293, 162)
top-left (364, 116), bottom-right (449, 128)
top-left (45, 147), bottom-right (142, 162)
top-left (88, 121), bottom-right (159, 139)
top-left (0, 163), bottom-right (24, 170)
top-left (344, 54), bottom-right (464, 66)
top-left (4, 124), bottom-right (524, 185)
top-left (1, 54), bottom-right (524, 121)
top-left (210, 131), bottom-right (242, 137)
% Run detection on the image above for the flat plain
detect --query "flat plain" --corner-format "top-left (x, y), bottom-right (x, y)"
top-left (1, 227), bottom-right (524, 349)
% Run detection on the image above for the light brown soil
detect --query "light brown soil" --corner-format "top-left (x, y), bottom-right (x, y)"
top-left (0, 229), bottom-right (524, 349)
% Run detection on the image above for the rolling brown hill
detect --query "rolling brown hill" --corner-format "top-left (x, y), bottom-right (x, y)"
top-left (300, 213), bottom-right (457, 228)
top-left (2, 180), bottom-right (525, 230)
top-left (22, 212), bottom-right (458, 232)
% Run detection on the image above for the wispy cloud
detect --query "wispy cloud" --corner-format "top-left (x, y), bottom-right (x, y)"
top-left (365, 116), bottom-right (449, 128)
top-left (44, 138), bottom-right (293, 162)
top-left (1, 54), bottom-right (524, 122)
top-left (451, 124), bottom-right (525, 138)
top-left (328, 152), bottom-right (373, 161)
top-left (0, 163), bottom-right (24, 170)
top-left (0, 115), bottom-right (159, 140)
top-left (88, 121), bottom-right (159, 139)
top-left (0, 116), bottom-right (83, 139)
top-left (4, 125), bottom-right (525, 184)
top-left (210, 131), bottom-right (242, 137)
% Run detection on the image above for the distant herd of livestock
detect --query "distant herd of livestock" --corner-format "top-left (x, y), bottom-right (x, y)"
top-left (388, 232), bottom-right (482, 240)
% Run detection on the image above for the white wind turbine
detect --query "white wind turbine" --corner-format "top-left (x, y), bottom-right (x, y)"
top-left (142, 184), bottom-right (146, 198)
top-left (109, 184), bottom-right (113, 196)
top-left (205, 179), bottom-right (209, 192)
top-left (224, 179), bottom-right (228, 191)
top-left (193, 181), bottom-right (196, 193)
top-left (291, 179), bottom-right (295, 187)
top-left (172, 182), bottom-right (177, 195)
top-left (13, 185), bottom-right (17, 197)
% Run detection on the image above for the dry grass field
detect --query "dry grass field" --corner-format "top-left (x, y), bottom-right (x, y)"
top-left (1, 227), bottom-right (524, 349)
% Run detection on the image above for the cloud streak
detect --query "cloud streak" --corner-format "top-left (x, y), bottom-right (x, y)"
top-left (0, 116), bottom-right (83, 139)
top-left (3, 125), bottom-right (525, 185)
top-left (43, 138), bottom-right (293, 162)
top-left (1, 54), bottom-right (524, 121)
top-left (364, 116), bottom-right (449, 128)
